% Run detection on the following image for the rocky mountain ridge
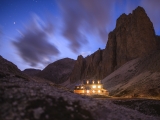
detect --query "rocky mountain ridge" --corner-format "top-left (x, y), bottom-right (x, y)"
top-left (37, 58), bottom-right (75, 84)
top-left (69, 6), bottom-right (158, 83)
top-left (23, 68), bottom-right (41, 76)
top-left (0, 55), bottom-right (29, 79)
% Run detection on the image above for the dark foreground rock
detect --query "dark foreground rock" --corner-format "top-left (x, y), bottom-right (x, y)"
top-left (0, 77), bottom-right (159, 120)
top-left (113, 99), bottom-right (160, 117)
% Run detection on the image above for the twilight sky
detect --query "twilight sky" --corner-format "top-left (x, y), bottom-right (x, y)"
top-left (0, 0), bottom-right (160, 70)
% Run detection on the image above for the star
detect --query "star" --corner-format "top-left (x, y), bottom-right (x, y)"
top-left (14, 22), bottom-right (16, 24)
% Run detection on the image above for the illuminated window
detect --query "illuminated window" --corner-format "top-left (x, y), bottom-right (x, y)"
top-left (98, 81), bottom-right (99, 84)
top-left (92, 81), bottom-right (94, 84)
top-left (81, 86), bottom-right (83, 89)
top-left (98, 90), bottom-right (101, 93)
top-left (92, 85), bottom-right (96, 88)
top-left (92, 90), bottom-right (95, 93)
top-left (98, 85), bottom-right (101, 88)
top-left (87, 90), bottom-right (90, 93)
top-left (87, 81), bottom-right (89, 84)
top-left (77, 86), bottom-right (79, 88)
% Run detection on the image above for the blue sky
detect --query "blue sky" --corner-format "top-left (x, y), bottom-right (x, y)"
top-left (0, 0), bottom-right (160, 70)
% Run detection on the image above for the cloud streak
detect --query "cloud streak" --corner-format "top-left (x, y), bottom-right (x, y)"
top-left (13, 15), bottom-right (59, 67)
top-left (141, 0), bottom-right (160, 34)
top-left (58, 0), bottom-right (115, 53)
top-left (0, 28), bottom-right (3, 46)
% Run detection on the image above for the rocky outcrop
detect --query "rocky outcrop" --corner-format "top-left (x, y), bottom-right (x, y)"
top-left (69, 6), bottom-right (158, 83)
top-left (69, 55), bottom-right (86, 83)
top-left (37, 58), bottom-right (75, 84)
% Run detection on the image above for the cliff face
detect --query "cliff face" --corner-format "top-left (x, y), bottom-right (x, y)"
top-left (70, 49), bottom-right (103, 83)
top-left (113, 6), bottom-right (156, 66)
top-left (69, 6), bottom-right (158, 83)
top-left (156, 35), bottom-right (160, 49)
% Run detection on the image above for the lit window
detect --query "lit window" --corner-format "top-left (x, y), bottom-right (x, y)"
top-left (98, 90), bottom-right (101, 93)
top-left (98, 81), bottom-right (99, 84)
top-left (92, 81), bottom-right (94, 84)
top-left (92, 90), bottom-right (95, 93)
top-left (81, 86), bottom-right (83, 89)
top-left (98, 85), bottom-right (101, 88)
top-left (87, 90), bottom-right (90, 93)
top-left (77, 86), bottom-right (79, 88)
top-left (87, 81), bottom-right (89, 84)
top-left (92, 85), bottom-right (96, 88)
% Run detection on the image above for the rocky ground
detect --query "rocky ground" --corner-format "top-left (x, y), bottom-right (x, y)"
top-left (102, 51), bottom-right (160, 98)
top-left (112, 99), bottom-right (160, 117)
top-left (1, 76), bottom-right (160, 120)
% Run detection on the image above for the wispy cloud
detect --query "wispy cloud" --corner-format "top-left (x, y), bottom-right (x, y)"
top-left (58, 0), bottom-right (115, 53)
top-left (0, 28), bottom-right (3, 46)
top-left (12, 14), bottom-right (60, 67)
top-left (80, 51), bottom-right (92, 57)
top-left (141, 0), bottom-right (160, 34)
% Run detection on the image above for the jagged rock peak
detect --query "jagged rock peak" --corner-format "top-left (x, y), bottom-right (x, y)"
top-left (133, 6), bottom-right (146, 13)
top-left (77, 55), bottom-right (84, 61)
top-left (116, 6), bottom-right (150, 28)
top-left (68, 6), bottom-right (158, 83)
top-left (111, 6), bottom-right (157, 68)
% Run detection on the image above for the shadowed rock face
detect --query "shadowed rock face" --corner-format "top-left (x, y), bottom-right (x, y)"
top-left (109, 6), bottom-right (156, 68)
top-left (69, 55), bottom-right (86, 83)
top-left (69, 6), bottom-right (158, 83)
top-left (37, 58), bottom-right (75, 84)
top-left (156, 35), bottom-right (160, 49)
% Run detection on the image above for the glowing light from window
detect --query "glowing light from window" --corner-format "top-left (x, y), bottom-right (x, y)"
top-left (87, 81), bottom-right (89, 84)
top-left (81, 86), bottom-right (83, 89)
top-left (92, 85), bottom-right (96, 88)
top-left (87, 90), bottom-right (90, 93)
top-left (98, 90), bottom-right (101, 93)
top-left (77, 86), bottom-right (79, 88)
top-left (98, 85), bottom-right (101, 88)
top-left (92, 90), bottom-right (95, 93)
top-left (98, 81), bottom-right (100, 84)
top-left (93, 81), bottom-right (94, 84)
